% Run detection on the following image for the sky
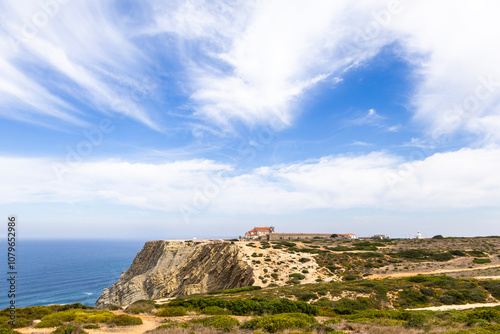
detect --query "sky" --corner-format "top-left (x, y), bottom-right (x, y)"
top-left (1, 0), bottom-right (500, 239)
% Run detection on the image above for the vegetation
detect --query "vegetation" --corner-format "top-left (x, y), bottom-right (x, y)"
top-left (240, 313), bottom-right (317, 333)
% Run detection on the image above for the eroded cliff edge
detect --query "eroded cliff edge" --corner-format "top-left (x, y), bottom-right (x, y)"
top-left (95, 240), bottom-right (254, 308)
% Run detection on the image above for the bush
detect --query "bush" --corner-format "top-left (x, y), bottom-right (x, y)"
top-left (168, 297), bottom-right (318, 316)
top-left (201, 306), bottom-right (231, 315)
top-left (432, 252), bottom-right (453, 262)
top-left (473, 258), bottom-right (492, 264)
top-left (432, 235), bottom-right (444, 239)
top-left (0, 329), bottom-right (22, 334)
top-left (37, 309), bottom-right (115, 325)
top-left (398, 290), bottom-right (428, 307)
top-left (82, 324), bottom-right (99, 329)
top-left (298, 294), bottom-right (317, 302)
top-left (333, 298), bottom-right (380, 314)
top-left (52, 325), bottom-right (86, 334)
top-left (110, 314), bottom-right (142, 326)
top-left (420, 288), bottom-right (436, 297)
top-left (299, 258), bottom-right (311, 263)
top-left (156, 306), bottom-right (187, 317)
top-left (241, 313), bottom-right (317, 333)
top-left (479, 281), bottom-right (500, 299)
top-left (208, 286), bottom-right (261, 295)
top-left (34, 318), bottom-right (63, 328)
top-left (192, 315), bottom-right (239, 331)
top-left (289, 273), bottom-right (306, 280)
top-left (125, 301), bottom-right (154, 314)
top-left (405, 312), bottom-right (426, 328)
top-left (437, 289), bottom-right (486, 305)
top-left (344, 274), bottom-right (357, 281)
top-left (450, 250), bottom-right (466, 256)
top-left (326, 265), bottom-right (339, 273)
top-left (468, 250), bottom-right (488, 257)
top-left (467, 308), bottom-right (500, 322)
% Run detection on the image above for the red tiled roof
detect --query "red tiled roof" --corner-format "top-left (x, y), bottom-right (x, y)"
top-left (254, 227), bottom-right (271, 231)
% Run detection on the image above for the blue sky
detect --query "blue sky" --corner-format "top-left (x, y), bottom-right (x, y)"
top-left (1, 0), bottom-right (500, 239)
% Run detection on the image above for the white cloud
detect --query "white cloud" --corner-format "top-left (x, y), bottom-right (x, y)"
top-left (1, 147), bottom-right (499, 216)
top-left (0, 1), bottom-right (158, 129)
top-left (391, 0), bottom-right (500, 143)
top-left (148, 0), bottom-right (392, 130)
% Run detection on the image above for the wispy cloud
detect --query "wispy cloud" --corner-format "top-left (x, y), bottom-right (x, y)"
top-left (0, 1), bottom-right (159, 130)
top-left (148, 0), bottom-right (391, 131)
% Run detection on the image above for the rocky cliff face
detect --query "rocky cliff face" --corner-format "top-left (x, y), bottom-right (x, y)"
top-left (95, 240), bottom-right (254, 308)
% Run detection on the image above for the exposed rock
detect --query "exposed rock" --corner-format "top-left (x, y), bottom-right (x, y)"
top-left (95, 240), bottom-right (254, 308)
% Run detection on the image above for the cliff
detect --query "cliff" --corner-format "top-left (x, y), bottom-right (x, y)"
top-left (95, 240), bottom-right (254, 308)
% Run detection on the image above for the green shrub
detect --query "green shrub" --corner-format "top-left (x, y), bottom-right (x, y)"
top-left (201, 306), bottom-right (231, 315)
top-left (437, 289), bottom-right (486, 305)
top-left (467, 250), bottom-right (488, 257)
top-left (192, 315), bottom-right (239, 330)
top-left (156, 306), bottom-right (187, 317)
top-left (110, 314), bottom-right (142, 326)
top-left (208, 286), bottom-right (261, 295)
top-left (298, 294), bottom-right (317, 302)
top-left (125, 301), bottom-right (154, 314)
top-left (420, 288), bottom-right (436, 297)
top-left (35, 318), bottom-right (63, 328)
top-left (467, 308), bottom-right (500, 322)
top-left (38, 309), bottom-right (115, 325)
top-left (398, 290), bottom-right (429, 307)
top-left (479, 281), bottom-right (500, 299)
top-left (82, 324), bottom-right (99, 329)
top-left (467, 318), bottom-right (490, 327)
top-left (326, 265), bottom-right (339, 273)
top-left (333, 298), bottom-right (380, 314)
top-left (473, 258), bottom-right (492, 264)
top-left (432, 252), bottom-right (453, 262)
top-left (450, 250), bottom-right (466, 256)
top-left (299, 258), bottom-right (311, 263)
top-left (289, 273), bottom-right (305, 281)
top-left (51, 325), bottom-right (86, 334)
top-left (344, 274), bottom-right (357, 281)
top-left (405, 312), bottom-right (426, 328)
top-left (241, 313), bottom-right (317, 333)
top-left (0, 329), bottom-right (22, 334)
top-left (168, 297), bottom-right (318, 316)
top-left (271, 273), bottom-right (279, 279)
top-left (278, 241), bottom-right (296, 247)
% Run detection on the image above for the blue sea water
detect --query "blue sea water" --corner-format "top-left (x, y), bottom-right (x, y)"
top-left (0, 239), bottom-right (146, 309)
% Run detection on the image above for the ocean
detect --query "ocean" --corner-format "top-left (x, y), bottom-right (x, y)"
top-left (1, 239), bottom-right (146, 309)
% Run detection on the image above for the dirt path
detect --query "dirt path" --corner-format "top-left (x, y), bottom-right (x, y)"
top-left (369, 264), bottom-right (500, 279)
top-left (409, 303), bottom-right (500, 311)
top-left (17, 312), bottom-right (163, 334)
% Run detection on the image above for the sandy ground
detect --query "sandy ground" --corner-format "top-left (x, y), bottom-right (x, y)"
top-left (17, 311), bottom-right (163, 334)
top-left (237, 241), bottom-right (340, 287)
top-left (409, 303), bottom-right (500, 311)
top-left (369, 264), bottom-right (500, 279)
